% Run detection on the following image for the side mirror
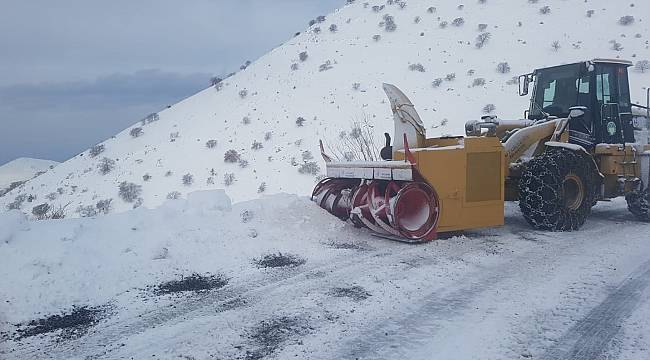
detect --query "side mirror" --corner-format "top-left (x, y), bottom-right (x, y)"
top-left (518, 74), bottom-right (530, 97)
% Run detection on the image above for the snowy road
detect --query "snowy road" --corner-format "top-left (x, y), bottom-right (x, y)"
top-left (2, 197), bottom-right (650, 359)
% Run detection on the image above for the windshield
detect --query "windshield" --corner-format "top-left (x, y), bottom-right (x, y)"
top-left (529, 64), bottom-right (585, 119)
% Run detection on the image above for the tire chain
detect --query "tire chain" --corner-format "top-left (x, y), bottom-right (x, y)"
top-left (519, 148), bottom-right (600, 231)
top-left (625, 187), bottom-right (650, 221)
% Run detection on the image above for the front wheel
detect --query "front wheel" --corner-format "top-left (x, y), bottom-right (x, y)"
top-left (518, 148), bottom-right (600, 231)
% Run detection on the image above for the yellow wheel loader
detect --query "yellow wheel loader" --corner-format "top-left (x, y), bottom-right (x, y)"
top-left (313, 59), bottom-right (650, 243)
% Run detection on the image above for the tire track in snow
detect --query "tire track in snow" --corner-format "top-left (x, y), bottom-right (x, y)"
top-left (540, 260), bottom-right (650, 360)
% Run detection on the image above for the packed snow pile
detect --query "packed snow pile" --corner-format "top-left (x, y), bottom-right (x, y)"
top-left (0, 158), bottom-right (57, 196)
top-left (1, 0), bottom-right (649, 217)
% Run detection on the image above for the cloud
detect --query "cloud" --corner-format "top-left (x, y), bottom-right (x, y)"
top-left (0, 70), bottom-right (208, 165)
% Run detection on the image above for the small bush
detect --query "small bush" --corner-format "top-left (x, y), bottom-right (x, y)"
top-left (97, 157), bottom-right (115, 175)
top-left (299, 161), bottom-right (321, 175)
top-left (89, 144), bottom-right (105, 158)
top-left (299, 51), bottom-right (308, 62)
top-left (472, 78), bottom-right (486, 87)
top-left (7, 194), bottom-right (27, 210)
top-left (130, 127), bottom-right (144, 138)
top-left (290, 63), bottom-right (299, 71)
top-left (427, 6), bottom-right (436, 13)
top-left (239, 89), bottom-right (248, 99)
top-left (432, 78), bottom-right (444, 88)
top-left (264, 132), bottom-right (272, 141)
top-left (587, 10), bottom-right (595, 18)
top-left (478, 23), bottom-right (488, 32)
top-left (258, 182), bottom-right (267, 193)
top-left (635, 60), bottom-right (650, 73)
top-left (611, 41), bottom-right (623, 51)
top-left (296, 117), bottom-right (306, 127)
top-left (452, 17), bottom-right (465, 27)
top-left (182, 174), bottom-right (194, 186)
top-left (77, 205), bottom-right (97, 218)
top-left (372, 34), bottom-right (381, 41)
top-left (496, 62), bottom-right (511, 74)
top-left (241, 210), bottom-right (254, 223)
top-left (118, 182), bottom-right (142, 203)
top-left (206, 139), bottom-right (218, 149)
top-left (329, 24), bottom-right (338, 32)
top-left (224, 150), bottom-right (241, 163)
top-left (539, 6), bottom-right (551, 15)
top-left (316, 15), bottom-right (326, 23)
top-left (251, 140), bottom-right (263, 150)
top-left (224, 173), bottom-right (235, 186)
top-left (302, 150), bottom-right (314, 161)
top-left (238, 159), bottom-right (249, 168)
top-left (143, 174), bottom-right (152, 182)
top-left (383, 15), bottom-right (397, 32)
top-left (165, 170), bottom-right (173, 177)
top-left (96, 199), bottom-right (113, 214)
top-left (476, 32), bottom-right (491, 48)
top-left (408, 63), bottom-right (426, 72)
top-left (551, 40), bottom-right (561, 51)
top-left (483, 104), bottom-right (496, 114)
top-left (445, 73), bottom-right (456, 81)
top-left (372, 5), bottom-right (384, 12)
top-left (439, 21), bottom-right (448, 29)
top-left (619, 16), bottom-right (635, 26)
top-left (319, 60), bottom-right (334, 72)
top-left (210, 76), bottom-right (222, 87)
top-left (170, 132), bottom-right (180, 142)
top-left (142, 113), bottom-right (159, 125)
top-left (242, 116), bottom-right (251, 125)
top-left (167, 191), bottom-right (181, 200)
top-left (32, 203), bottom-right (51, 220)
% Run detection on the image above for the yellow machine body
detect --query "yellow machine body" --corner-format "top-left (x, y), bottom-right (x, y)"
top-left (394, 136), bottom-right (505, 233)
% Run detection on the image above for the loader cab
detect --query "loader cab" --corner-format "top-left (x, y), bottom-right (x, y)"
top-left (521, 59), bottom-right (634, 148)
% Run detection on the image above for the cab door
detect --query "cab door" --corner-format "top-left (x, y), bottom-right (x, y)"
top-left (593, 64), bottom-right (634, 144)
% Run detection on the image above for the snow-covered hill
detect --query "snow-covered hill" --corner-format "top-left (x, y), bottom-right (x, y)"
top-left (0, 158), bottom-right (57, 194)
top-left (2, 0), bottom-right (649, 217)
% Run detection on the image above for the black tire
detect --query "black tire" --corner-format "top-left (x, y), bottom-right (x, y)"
top-left (626, 188), bottom-right (650, 222)
top-left (519, 148), bottom-right (601, 231)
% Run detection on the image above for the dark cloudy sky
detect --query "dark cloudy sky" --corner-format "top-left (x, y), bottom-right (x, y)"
top-left (0, 0), bottom-right (340, 166)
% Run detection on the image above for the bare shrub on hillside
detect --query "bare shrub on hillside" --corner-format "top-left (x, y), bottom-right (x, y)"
top-left (182, 173), bottom-right (194, 186)
top-left (496, 62), bottom-right (511, 74)
top-left (329, 24), bottom-right (338, 32)
top-left (118, 182), bottom-right (142, 203)
top-left (439, 21), bottom-right (448, 29)
top-left (251, 140), bottom-right (263, 150)
top-left (98, 157), bottom-right (116, 175)
top-left (372, 34), bottom-right (381, 42)
top-left (587, 10), bottom-right (595, 18)
top-left (611, 41), bottom-right (623, 51)
top-left (206, 139), bottom-right (218, 149)
top-left (427, 6), bottom-right (436, 13)
top-left (539, 6), bottom-right (551, 15)
top-left (32, 203), bottom-right (50, 220)
top-left (296, 117), bottom-right (306, 127)
top-left (383, 15), bottom-right (397, 32)
top-left (635, 60), bottom-right (650, 73)
top-left (299, 162), bottom-right (321, 175)
top-left (432, 78), bottom-right (444, 88)
top-left (141, 113), bottom-right (159, 125)
top-left (619, 16), bottom-right (635, 25)
top-left (476, 32), bottom-right (491, 48)
top-left (319, 60), bottom-right (334, 72)
top-left (316, 15), bottom-right (326, 23)
top-left (472, 78), bottom-right (486, 87)
top-left (6, 194), bottom-right (27, 210)
top-left (452, 17), bottom-right (465, 27)
top-left (478, 23), bottom-right (488, 32)
top-left (76, 205), bottom-right (97, 218)
top-left (238, 159), bottom-right (249, 168)
top-left (224, 173), bottom-right (235, 186)
top-left (130, 127), bottom-right (144, 138)
top-left (96, 199), bottom-right (113, 214)
top-left (445, 73), bottom-right (456, 81)
top-left (224, 149), bottom-right (241, 163)
top-left (299, 51), bottom-right (308, 62)
top-left (89, 144), bottom-right (105, 158)
top-left (291, 63), bottom-right (299, 71)
top-left (143, 174), bottom-right (152, 182)
top-left (264, 131), bottom-right (272, 141)
top-left (483, 104), bottom-right (496, 113)
top-left (239, 89), bottom-right (248, 99)
top-left (210, 76), bottom-right (223, 88)
top-left (258, 182), bottom-right (266, 193)
top-left (167, 191), bottom-right (181, 200)
top-left (551, 40), bottom-right (561, 51)
top-left (328, 118), bottom-right (380, 162)
top-left (170, 132), bottom-right (180, 142)
top-left (408, 63), bottom-right (426, 72)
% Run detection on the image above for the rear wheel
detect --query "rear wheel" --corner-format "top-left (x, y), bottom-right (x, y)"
top-left (626, 188), bottom-right (650, 222)
top-left (518, 148), bottom-right (600, 231)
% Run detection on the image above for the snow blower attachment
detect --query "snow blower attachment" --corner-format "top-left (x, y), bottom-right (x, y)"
top-left (314, 60), bottom-right (650, 242)
top-left (313, 84), bottom-right (505, 242)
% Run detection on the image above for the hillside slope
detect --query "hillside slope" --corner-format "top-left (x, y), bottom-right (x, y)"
top-left (0, 158), bottom-right (57, 194)
top-left (2, 0), bottom-right (649, 217)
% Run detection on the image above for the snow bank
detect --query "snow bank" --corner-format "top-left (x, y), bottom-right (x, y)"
top-left (0, 191), bottom-right (350, 323)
